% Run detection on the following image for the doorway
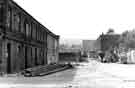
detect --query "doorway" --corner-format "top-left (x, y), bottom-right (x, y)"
top-left (24, 46), bottom-right (28, 69)
top-left (35, 48), bottom-right (38, 66)
top-left (7, 43), bottom-right (11, 73)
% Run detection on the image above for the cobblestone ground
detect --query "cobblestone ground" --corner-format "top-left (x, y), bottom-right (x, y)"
top-left (0, 59), bottom-right (135, 88)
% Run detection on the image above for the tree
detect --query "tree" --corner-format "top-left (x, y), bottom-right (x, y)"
top-left (122, 30), bottom-right (128, 37)
top-left (118, 29), bottom-right (135, 49)
top-left (107, 28), bottom-right (115, 34)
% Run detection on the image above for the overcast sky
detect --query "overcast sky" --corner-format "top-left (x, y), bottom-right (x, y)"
top-left (14, 0), bottom-right (135, 40)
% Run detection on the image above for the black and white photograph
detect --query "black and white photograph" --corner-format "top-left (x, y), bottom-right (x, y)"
top-left (0, 0), bottom-right (135, 88)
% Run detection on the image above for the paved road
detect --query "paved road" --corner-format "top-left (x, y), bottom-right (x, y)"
top-left (0, 59), bottom-right (134, 88)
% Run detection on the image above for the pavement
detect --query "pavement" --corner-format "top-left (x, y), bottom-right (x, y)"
top-left (0, 59), bottom-right (135, 88)
top-left (22, 64), bottom-right (72, 77)
top-left (3, 64), bottom-right (72, 77)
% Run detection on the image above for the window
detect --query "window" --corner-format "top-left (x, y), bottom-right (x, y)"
top-left (7, 8), bottom-right (11, 29)
top-left (29, 23), bottom-right (31, 36)
top-left (43, 32), bottom-right (46, 41)
top-left (0, 4), bottom-right (3, 23)
top-left (41, 31), bottom-right (44, 41)
top-left (14, 13), bottom-right (20, 32)
top-left (20, 18), bottom-right (25, 33)
top-left (43, 33), bottom-right (44, 41)
top-left (26, 23), bottom-right (29, 36)
top-left (37, 30), bottom-right (39, 40)
top-left (39, 31), bottom-right (41, 40)
top-left (31, 23), bottom-right (33, 38)
top-left (24, 20), bottom-right (30, 36)
top-left (55, 40), bottom-right (58, 49)
top-left (38, 31), bottom-right (40, 40)
top-left (36, 26), bottom-right (38, 40)
top-left (41, 32), bottom-right (43, 41)
top-left (32, 24), bottom-right (36, 39)
top-left (18, 14), bottom-right (21, 32)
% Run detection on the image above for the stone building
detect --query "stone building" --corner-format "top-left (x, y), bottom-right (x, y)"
top-left (94, 33), bottom-right (120, 62)
top-left (96, 33), bottom-right (120, 52)
top-left (0, 0), bottom-right (59, 74)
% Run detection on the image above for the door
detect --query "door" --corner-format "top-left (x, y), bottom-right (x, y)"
top-left (35, 48), bottom-right (38, 66)
top-left (25, 46), bottom-right (28, 69)
top-left (7, 43), bottom-right (11, 73)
